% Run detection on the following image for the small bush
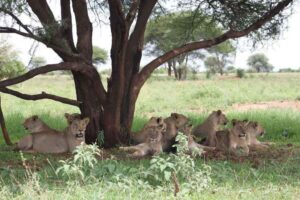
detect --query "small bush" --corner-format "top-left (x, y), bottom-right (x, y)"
top-left (236, 68), bottom-right (245, 78)
top-left (56, 143), bottom-right (101, 182)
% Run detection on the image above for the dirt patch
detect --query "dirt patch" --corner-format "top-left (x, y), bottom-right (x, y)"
top-left (232, 100), bottom-right (300, 111)
top-left (202, 144), bottom-right (300, 167)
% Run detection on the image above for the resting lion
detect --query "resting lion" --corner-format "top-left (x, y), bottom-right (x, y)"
top-left (215, 119), bottom-right (249, 156)
top-left (120, 124), bottom-right (165, 158)
top-left (130, 117), bottom-right (167, 144)
top-left (233, 119), bottom-right (272, 150)
top-left (16, 117), bottom-right (90, 153)
top-left (179, 123), bottom-right (215, 154)
top-left (162, 113), bottom-right (189, 151)
top-left (192, 110), bottom-right (228, 147)
top-left (23, 115), bottom-right (55, 133)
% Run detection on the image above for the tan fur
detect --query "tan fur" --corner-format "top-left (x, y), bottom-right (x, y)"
top-left (162, 113), bottom-right (189, 151)
top-left (192, 110), bottom-right (228, 147)
top-left (234, 119), bottom-right (271, 150)
top-left (120, 125), bottom-right (164, 158)
top-left (65, 113), bottom-right (82, 125)
top-left (16, 117), bottom-right (90, 153)
top-left (23, 115), bottom-right (55, 133)
top-left (179, 123), bottom-right (215, 153)
top-left (130, 117), bottom-right (167, 144)
top-left (215, 121), bottom-right (249, 156)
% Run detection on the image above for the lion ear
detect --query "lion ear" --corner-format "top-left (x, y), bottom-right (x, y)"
top-left (243, 119), bottom-right (249, 122)
top-left (253, 122), bottom-right (258, 127)
top-left (64, 113), bottom-right (71, 120)
top-left (82, 117), bottom-right (90, 126)
top-left (32, 115), bottom-right (38, 121)
top-left (232, 119), bottom-right (237, 126)
top-left (217, 110), bottom-right (222, 116)
top-left (171, 113), bottom-right (178, 119)
top-left (156, 117), bottom-right (163, 124)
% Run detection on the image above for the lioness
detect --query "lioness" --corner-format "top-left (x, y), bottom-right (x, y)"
top-left (16, 117), bottom-right (90, 153)
top-left (215, 120), bottom-right (249, 156)
top-left (234, 119), bottom-right (272, 150)
top-left (162, 113), bottom-right (189, 151)
top-left (120, 124), bottom-right (165, 158)
top-left (192, 110), bottom-right (228, 147)
top-left (130, 117), bottom-right (167, 144)
top-left (179, 123), bottom-right (215, 153)
top-left (65, 113), bottom-right (82, 125)
top-left (23, 115), bottom-right (55, 133)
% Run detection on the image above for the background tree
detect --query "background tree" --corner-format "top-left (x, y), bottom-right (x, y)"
top-left (92, 46), bottom-right (108, 65)
top-left (0, 0), bottom-right (293, 147)
top-left (145, 11), bottom-right (232, 80)
top-left (0, 38), bottom-right (25, 80)
top-left (247, 53), bottom-right (274, 72)
top-left (28, 56), bottom-right (47, 70)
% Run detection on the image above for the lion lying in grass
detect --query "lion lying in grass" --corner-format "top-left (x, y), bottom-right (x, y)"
top-left (16, 114), bottom-right (89, 153)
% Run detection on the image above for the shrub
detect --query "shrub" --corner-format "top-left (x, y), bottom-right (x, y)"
top-left (236, 68), bottom-right (245, 78)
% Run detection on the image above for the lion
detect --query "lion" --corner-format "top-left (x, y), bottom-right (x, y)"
top-left (23, 115), bottom-right (55, 133)
top-left (215, 120), bottom-right (249, 156)
top-left (179, 123), bottom-right (215, 154)
top-left (120, 125), bottom-right (165, 158)
top-left (162, 113), bottom-right (189, 151)
top-left (64, 113), bottom-right (82, 125)
top-left (234, 119), bottom-right (272, 150)
top-left (130, 117), bottom-right (167, 144)
top-left (16, 117), bottom-right (90, 153)
top-left (192, 110), bottom-right (228, 147)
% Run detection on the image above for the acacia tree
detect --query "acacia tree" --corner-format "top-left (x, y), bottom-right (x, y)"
top-left (247, 53), bottom-right (274, 72)
top-left (0, 0), bottom-right (293, 147)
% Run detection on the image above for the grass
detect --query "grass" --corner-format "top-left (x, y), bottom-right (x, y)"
top-left (1, 73), bottom-right (300, 199)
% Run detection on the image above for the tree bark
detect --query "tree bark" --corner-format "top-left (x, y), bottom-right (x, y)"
top-left (0, 96), bottom-right (12, 145)
top-left (167, 61), bottom-right (172, 76)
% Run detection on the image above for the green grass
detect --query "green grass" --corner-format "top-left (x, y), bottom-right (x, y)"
top-left (1, 73), bottom-right (300, 199)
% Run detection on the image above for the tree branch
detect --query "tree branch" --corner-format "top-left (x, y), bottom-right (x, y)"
top-left (60, 0), bottom-right (76, 52)
top-left (125, 0), bottom-right (140, 26)
top-left (26, 0), bottom-right (56, 27)
top-left (0, 8), bottom-right (34, 35)
top-left (0, 87), bottom-right (81, 106)
top-left (0, 62), bottom-right (89, 88)
top-left (72, 0), bottom-right (93, 61)
top-left (136, 0), bottom-right (293, 88)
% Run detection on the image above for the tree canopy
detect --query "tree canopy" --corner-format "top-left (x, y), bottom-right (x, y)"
top-left (92, 46), bottom-right (108, 65)
top-left (0, 38), bottom-right (25, 80)
top-left (247, 53), bottom-right (274, 72)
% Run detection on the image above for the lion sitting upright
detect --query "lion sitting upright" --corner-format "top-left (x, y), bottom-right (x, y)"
top-left (215, 119), bottom-right (249, 156)
top-left (192, 110), bottom-right (228, 147)
top-left (16, 115), bottom-right (90, 153)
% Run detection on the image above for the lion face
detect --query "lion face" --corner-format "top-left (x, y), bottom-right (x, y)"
top-left (68, 118), bottom-right (90, 141)
top-left (245, 121), bottom-right (265, 137)
top-left (23, 115), bottom-right (45, 133)
top-left (214, 110), bottom-right (228, 126)
top-left (144, 117), bottom-right (167, 132)
top-left (231, 120), bottom-right (247, 139)
top-left (170, 113), bottom-right (189, 129)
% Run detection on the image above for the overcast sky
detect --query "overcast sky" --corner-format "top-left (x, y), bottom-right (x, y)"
top-left (3, 2), bottom-right (300, 72)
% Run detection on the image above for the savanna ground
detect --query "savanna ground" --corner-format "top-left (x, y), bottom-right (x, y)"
top-left (1, 72), bottom-right (300, 199)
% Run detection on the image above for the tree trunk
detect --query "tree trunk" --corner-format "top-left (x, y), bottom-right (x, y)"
top-left (167, 61), bottom-right (172, 76)
top-left (72, 70), bottom-right (104, 144)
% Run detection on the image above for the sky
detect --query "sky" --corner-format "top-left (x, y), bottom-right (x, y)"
top-left (3, 2), bottom-right (300, 72)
